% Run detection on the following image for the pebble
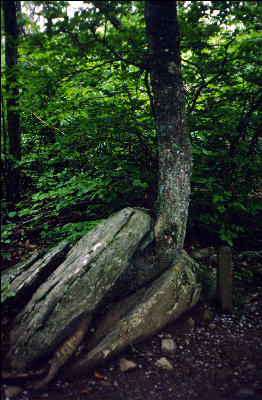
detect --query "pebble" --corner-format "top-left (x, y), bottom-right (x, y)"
top-left (161, 338), bottom-right (177, 354)
top-left (157, 357), bottom-right (174, 370)
top-left (119, 357), bottom-right (137, 373)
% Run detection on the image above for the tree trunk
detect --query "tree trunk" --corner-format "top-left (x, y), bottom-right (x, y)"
top-left (2, 2), bottom-right (198, 390)
top-left (3, 0), bottom-right (21, 204)
top-left (145, 1), bottom-right (192, 258)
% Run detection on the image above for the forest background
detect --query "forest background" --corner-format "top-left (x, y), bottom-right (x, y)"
top-left (1, 0), bottom-right (261, 271)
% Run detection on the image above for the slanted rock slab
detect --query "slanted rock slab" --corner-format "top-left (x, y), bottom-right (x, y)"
top-left (7, 208), bottom-right (153, 371)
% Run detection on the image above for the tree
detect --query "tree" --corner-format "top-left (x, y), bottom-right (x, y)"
top-left (3, 0), bottom-right (21, 205)
top-left (145, 1), bottom-right (191, 259)
top-left (3, 1), bottom-right (199, 390)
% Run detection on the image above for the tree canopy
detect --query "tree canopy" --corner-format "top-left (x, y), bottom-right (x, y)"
top-left (1, 1), bottom-right (261, 267)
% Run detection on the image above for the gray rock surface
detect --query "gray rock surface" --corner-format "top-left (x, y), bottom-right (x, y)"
top-left (7, 208), bottom-right (153, 370)
top-left (1, 242), bottom-right (70, 304)
top-left (62, 250), bottom-right (200, 378)
top-left (6, 207), bottom-right (201, 382)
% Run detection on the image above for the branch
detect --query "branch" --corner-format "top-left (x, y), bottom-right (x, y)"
top-left (94, 1), bottom-right (137, 49)
top-left (30, 112), bottom-right (65, 135)
top-left (187, 38), bottom-right (236, 114)
top-left (124, 84), bottom-right (154, 159)
top-left (229, 92), bottom-right (262, 157)
top-left (89, 25), bottom-right (145, 70)
top-left (57, 61), bottom-right (115, 83)
top-left (181, 58), bottom-right (205, 83)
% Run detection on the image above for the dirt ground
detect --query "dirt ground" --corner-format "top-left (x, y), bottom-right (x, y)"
top-left (1, 280), bottom-right (262, 400)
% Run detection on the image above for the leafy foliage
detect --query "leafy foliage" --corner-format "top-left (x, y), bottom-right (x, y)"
top-left (1, 1), bottom-right (261, 262)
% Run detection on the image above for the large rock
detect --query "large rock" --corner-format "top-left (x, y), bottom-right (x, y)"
top-left (62, 250), bottom-right (200, 378)
top-left (5, 207), bottom-right (201, 384)
top-left (7, 208), bottom-right (153, 371)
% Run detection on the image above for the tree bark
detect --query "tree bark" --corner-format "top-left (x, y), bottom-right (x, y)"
top-left (145, 1), bottom-right (192, 258)
top-left (3, 0), bottom-right (21, 204)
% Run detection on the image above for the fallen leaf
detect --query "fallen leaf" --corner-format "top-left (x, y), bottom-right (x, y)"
top-left (94, 372), bottom-right (104, 379)
top-left (80, 388), bottom-right (91, 394)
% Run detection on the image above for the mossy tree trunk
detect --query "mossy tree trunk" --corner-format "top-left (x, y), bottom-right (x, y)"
top-left (145, 1), bottom-right (192, 260)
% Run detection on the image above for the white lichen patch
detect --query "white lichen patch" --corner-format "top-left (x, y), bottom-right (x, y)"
top-left (92, 242), bottom-right (102, 252)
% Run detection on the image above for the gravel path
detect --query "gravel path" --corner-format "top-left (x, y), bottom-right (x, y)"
top-left (2, 283), bottom-right (262, 400)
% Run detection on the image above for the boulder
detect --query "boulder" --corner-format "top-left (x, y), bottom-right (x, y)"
top-left (62, 250), bottom-right (200, 378)
top-left (7, 208), bottom-right (153, 371)
top-left (4, 207), bottom-right (201, 386)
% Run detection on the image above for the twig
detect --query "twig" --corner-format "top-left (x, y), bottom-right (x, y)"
top-left (30, 112), bottom-right (65, 135)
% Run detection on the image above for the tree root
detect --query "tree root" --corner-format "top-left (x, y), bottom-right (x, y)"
top-left (2, 316), bottom-right (90, 391)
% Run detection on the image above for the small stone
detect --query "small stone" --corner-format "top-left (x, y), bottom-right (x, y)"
top-left (119, 357), bottom-right (137, 373)
top-left (157, 357), bottom-right (173, 370)
top-left (161, 338), bottom-right (177, 354)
